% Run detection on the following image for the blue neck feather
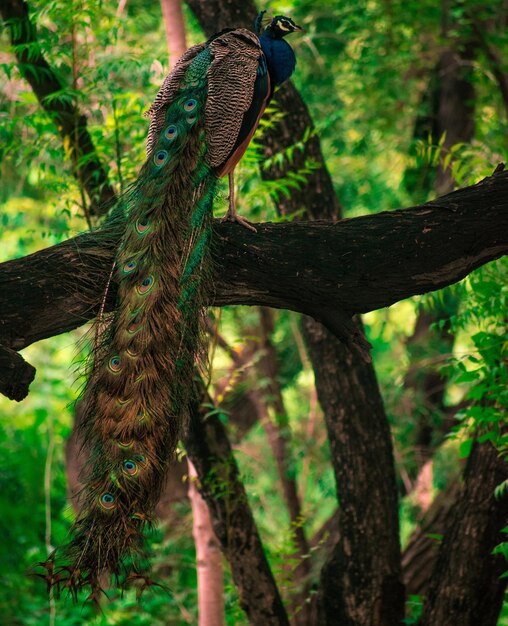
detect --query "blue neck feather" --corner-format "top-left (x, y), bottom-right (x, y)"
top-left (259, 33), bottom-right (297, 86)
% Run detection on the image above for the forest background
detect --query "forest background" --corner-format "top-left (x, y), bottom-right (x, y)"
top-left (0, 0), bottom-right (507, 624)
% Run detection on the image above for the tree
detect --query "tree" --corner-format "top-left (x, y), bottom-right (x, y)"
top-left (0, 0), bottom-right (507, 624)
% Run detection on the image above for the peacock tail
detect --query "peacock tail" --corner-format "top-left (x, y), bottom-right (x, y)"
top-left (49, 49), bottom-right (218, 595)
top-left (39, 16), bottom-right (302, 598)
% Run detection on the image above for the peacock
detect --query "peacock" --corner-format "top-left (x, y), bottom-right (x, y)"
top-left (40, 12), bottom-right (302, 598)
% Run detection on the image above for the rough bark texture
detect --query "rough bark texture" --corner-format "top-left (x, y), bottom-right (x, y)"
top-left (0, 343), bottom-right (35, 401)
top-left (188, 460), bottom-right (225, 626)
top-left (420, 440), bottom-right (508, 626)
top-left (1, 170), bottom-right (507, 381)
top-left (184, 386), bottom-right (290, 626)
top-left (0, 0), bottom-right (115, 215)
top-left (303, 319), bottom-right (404, 626)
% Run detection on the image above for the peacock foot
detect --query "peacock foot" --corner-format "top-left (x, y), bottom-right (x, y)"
top-left (222, 208), bottom-right (257, 232)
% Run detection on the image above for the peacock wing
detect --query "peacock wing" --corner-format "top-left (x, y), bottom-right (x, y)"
top-left (145, 42), bottom-right (207, 156)
top-left (205, 29), bottom-right (264, 170)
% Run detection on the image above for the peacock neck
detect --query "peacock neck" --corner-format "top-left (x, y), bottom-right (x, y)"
top-left (259, 33), bottom-right (296, 87)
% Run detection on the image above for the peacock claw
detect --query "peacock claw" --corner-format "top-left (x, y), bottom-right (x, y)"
top-left (222, 210), bottom-right (257, 232)
top-left (225, 171), bottom-right (257, 231)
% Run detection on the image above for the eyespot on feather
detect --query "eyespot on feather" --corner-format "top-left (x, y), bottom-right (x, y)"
top-left (164, 125), bottom-right (178, 141)
top-left (135, 218), bottom-right (150, 235)
top-left (123, 460), bottom-right (139, 476)
top-left (154, 150), bottom-right (169, 166)
top-left (99, 492), bottom-right (115, 510)
top-left (122, 259), bottom-right (137, 274)
top-left (136, 275), bottom-right (155, 295)
top-left (186, 115), bottom-right (197, 125)
top-left (183, 98), bottom-right (197, 112)
top-left (127, 315), bottom-right (142, 334)
top-left (108, 355), bottom-right (122, 373)
top-left (117, 440), bottom-right (133, 449)
top-left (131, 512), bottom-right (147, 521)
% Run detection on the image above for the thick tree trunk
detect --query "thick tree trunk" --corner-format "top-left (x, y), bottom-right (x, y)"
top-left (303, 319), bottom-right (404, 625)
top-left (420, 440), bottom-right (508, 626)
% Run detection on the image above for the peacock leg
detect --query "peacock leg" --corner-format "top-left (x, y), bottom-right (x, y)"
top-left (222, 171), bottom-right (257, 232)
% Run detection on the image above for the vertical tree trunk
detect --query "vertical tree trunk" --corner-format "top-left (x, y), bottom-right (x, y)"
top-left (258, 307), bottom-right (312, 624)
top-left (420, 440), bottom-right (508, 626)
top-left (184, 383), bottom-right (290, 626)
top-left (188, 460), bottom-right (225, 626)
top-left (160, 0), bottom-right (187, 68)
top-left (434, 44), bottom-right (476, 195)
top-left (303, 319), bottom-right (404, 626)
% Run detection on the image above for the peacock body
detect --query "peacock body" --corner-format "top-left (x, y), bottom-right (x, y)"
top-left (44, 14), bottom-right (302, 597)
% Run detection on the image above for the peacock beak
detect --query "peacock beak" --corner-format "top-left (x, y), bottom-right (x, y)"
top-left (293, 24), bottom-right (305, 32)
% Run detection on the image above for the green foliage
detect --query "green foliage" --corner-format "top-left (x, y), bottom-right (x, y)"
top-left (1, 0), bottom-right (508, 622)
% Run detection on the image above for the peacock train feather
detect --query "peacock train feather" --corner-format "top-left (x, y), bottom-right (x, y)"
top-left (40, 14), bottom-right (302, 597)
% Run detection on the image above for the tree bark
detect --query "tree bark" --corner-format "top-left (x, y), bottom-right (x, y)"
top-left (420, 440), bottom-right (508, 626)
top-left (0, 0), bottom-right (115, 216)
top-left (1, 169), bottom-right (506, 359)
top-left (0, 344), bottom-right (35, 401)
top-left (303, 319), bottom-right (404, 625)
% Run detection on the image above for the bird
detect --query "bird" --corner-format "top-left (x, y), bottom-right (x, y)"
top-left (40, 12), bottom-right (303, 597)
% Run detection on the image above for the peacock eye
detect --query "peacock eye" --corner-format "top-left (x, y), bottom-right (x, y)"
top-left (154, 150), bottom-right (168, 166)
top-left (99, 492), bottom-right (115, 509)
top-left (136, 275), bottom-right (155, 295)
top-left (127, 315), bottom-right (141, 334)
top-left (123, 460), bottom-right (138, 476)
top-left (123, 259), bottom-right (136, 273)
top-left (135, 218), bottom-right (150, 235)
top-left (183, 98), bottom-right (197, 112)
top-left (164, 125), bottom-right (178, 140)
top-left (108, 356), bottom-right (121, 373)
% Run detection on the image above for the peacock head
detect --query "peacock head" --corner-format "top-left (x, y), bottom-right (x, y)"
top-left (255, 11), bottom-right (304, 38)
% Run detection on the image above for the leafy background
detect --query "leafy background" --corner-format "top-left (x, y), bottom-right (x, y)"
top-left (0, 0), bottom-right (507, 623)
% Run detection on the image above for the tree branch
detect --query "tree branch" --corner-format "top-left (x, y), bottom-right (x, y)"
top-left (2, 169), bottom-right (507, 352)
top-left (0, 344), bottom-right (35, 401)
